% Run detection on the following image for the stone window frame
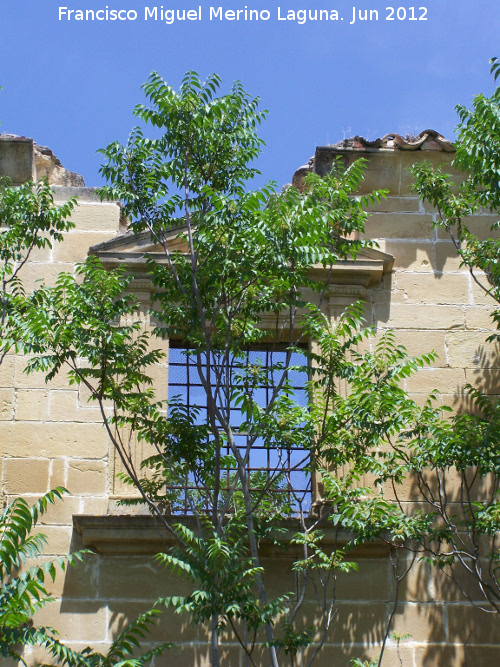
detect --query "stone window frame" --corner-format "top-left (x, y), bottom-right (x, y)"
top-left (88, 236), bottom-right (394, 517)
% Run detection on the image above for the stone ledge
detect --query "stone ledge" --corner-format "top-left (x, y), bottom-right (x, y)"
top-left (73, 514), bottom-right (389, 558)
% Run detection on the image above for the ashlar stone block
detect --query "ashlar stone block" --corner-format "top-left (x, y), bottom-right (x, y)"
top-left (363, 213), bottom-right (433, 240)
top-left (3, 457), bottom-right (50, 495)
top-left (67, 460), bottom-right (107, 495)
top-left (446, 331), bottom-right (500, 369)
top-left (15, 388), bottom-right (49, 421)
top-left (395, 272), bottom-right (470, 305)
top-left (376, 304), bottom-right (465, 330)
top-left (67, 202), bottom-right (121, 232)
top-left (33, 601), bottom-right (107, 642)
top-left (52, 231), bottom-right (117, 263)
top-left (0, 388), bottom-right (14, 420)
top-left (0, 422), bottom-right (109, 458)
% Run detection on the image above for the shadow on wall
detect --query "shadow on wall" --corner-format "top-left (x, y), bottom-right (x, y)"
top-left (56, 530), bottom-right (405, 667)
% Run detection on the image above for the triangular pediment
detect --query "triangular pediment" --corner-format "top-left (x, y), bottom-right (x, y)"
top-left (89, 224), bottom-right (188, 266)
top-left (90, 228), bottom-right (393, 288)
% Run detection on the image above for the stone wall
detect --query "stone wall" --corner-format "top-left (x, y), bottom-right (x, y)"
top-left (2, 133), bottom-right (499, 666)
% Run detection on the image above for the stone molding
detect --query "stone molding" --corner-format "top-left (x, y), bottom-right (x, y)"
top-left (73, 514), bottom-right (388, 557)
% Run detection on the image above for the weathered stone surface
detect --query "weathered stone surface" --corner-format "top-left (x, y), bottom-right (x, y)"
top-left (465, 306), bottom-right (497, 330)
top-left (99, 557), bottom-right (189, 599)
top-left (405, 367), bottom-right (466, 393)
top-left (400, 151), bottom-right (464, 193)
top-left (14, 262), bottom-right (75, 293)
top-left (66, 202), bottom-right (121, 231)
top-left (383, 241), bottom-right (435, 271)
top-left (434, 241), bottom-right (465, 272)
top-left (0, 356), bottom-right (15, 388)
top-left (335, 559), bottom-right (391, 601)
top-left (33, 601), bottom-right (107, 642)
top-left (33, 142), bottom-right (85, 186)
top-left (49, 389), bottom-right (101, 423)
top-left (353, 152), bottom-right (402, 194)
top-left (33, 525), bottom-right (73, 555)
top-left (40, 495), bottom-right (82, 526)
top-left (447, 604), bottom-right (500, 645)
top-left (414, 645), bottom-right (465, 667)
top-left (0, 134), bottom-right (85, 185)
top-left (437, 214), bottom-right (500, 241)
top-left (470, 278), bottom-right (499, 306)
top-left (366, 195), bottom-right (420, 213)
top-left (0, 388), bottom-right (14, 420)
top-left (396, 272), bottom-right (470, 304)
top-left (52, 186), bottom-right (108, 203)
top-left (0, 422), bottom-right (108, 458)
top-left (52, 231), bottom-right (117, 263)
top-left (15, 388), bottom-right (49, 421)
top-left (108, 600), bottom-right (203, 642)
top-left (14, 355), bottom-right (73, 390)
top-left (446, 331), bottom-right (500, 368)
top-left (391, 330), bottom-right (447, 366)
top-left (0, 135), bottom-right (34, 183)
top-left (391, 602), bottom-right (446, 643)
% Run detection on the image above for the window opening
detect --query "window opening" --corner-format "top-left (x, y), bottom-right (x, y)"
top-left (167, 344), bottom-right (311, 515)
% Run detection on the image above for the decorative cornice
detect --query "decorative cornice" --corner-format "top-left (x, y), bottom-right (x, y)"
top-left (91, 235), bottom-right (393, 291)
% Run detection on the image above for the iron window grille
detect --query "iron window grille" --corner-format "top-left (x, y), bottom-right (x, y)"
top-left (167, 343), bottom-right (311, 515)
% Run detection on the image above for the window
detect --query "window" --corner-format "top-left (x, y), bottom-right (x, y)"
top-left (167, 344), bottom-right (311, 515)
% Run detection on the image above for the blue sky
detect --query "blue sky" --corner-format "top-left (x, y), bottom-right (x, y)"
top-left (1, 1), bottom-right (499, 190)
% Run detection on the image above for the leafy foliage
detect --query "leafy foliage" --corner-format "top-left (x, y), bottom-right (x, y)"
top-left (17, 66), bottom-right (500, 664)
top-left (0, 177), bottom-right (76, 362)
top-left (26, 69), bottom-right (500, 665)
top-left (0, 157), bottom-right (172, 665)
top-left (0, 489), bottom-right (171, 666)
top-left (0, 489), bottom-right (84, 664)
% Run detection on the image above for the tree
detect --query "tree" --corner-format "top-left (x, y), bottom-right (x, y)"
top-left (0, 489), bottom-right (83, 665)
top-left (18, 71), bottom-right (399, 666)
top-left (0, 175), bottom-right (77, 664)
top-left (411, 57), bottom-right (500, 323)
top-left (0, 171), bottom-right (169, 666)
top-left (339, 59), bottom-right (500, 639)
top-left (0, 489), bottom-right (171, 667)
top-left (18, 68), bottom-right (500, 665)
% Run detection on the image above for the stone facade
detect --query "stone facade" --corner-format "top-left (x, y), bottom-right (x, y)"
top-left (1, 132), bottom-right (499, 666)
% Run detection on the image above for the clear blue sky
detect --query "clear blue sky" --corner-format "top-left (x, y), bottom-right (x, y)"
top-left (1, 1), bottom-right (499, 190)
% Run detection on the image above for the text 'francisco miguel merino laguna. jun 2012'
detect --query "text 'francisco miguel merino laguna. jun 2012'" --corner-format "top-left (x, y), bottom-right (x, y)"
top-left (57, 5), bottom-right (429, 25)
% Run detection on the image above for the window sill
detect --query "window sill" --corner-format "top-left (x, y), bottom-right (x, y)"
top-left (73, 514), bottom-right (389, 558)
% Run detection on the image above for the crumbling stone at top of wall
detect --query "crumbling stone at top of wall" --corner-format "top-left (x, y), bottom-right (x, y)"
top-left (33, 141), bottom-right (85, 187)
top-left (291, 129), bottom-right (458, 195)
